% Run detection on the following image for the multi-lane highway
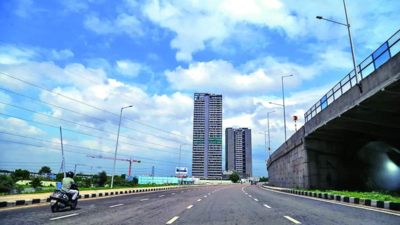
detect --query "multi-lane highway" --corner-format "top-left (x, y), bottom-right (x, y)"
top-left (0, 184), bottom-right (399, 224)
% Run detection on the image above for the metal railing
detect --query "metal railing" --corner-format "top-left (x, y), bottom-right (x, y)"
top-left (304, 29), bottom-right (400, 123)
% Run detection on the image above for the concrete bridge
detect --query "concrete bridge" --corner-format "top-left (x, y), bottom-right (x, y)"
top-left (267, 30), bottom-right (400, 191)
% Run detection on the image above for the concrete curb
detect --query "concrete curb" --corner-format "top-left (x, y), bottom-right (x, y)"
top-left (0, 185), bottom-right (202, 208)
top-left (262, 186), bottom-right (400, 211)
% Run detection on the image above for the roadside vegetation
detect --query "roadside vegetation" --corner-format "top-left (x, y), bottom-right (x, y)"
top-left (0, 167), bottom-right (178, 196)
top-left (293, 188), bottom-right (400, 203)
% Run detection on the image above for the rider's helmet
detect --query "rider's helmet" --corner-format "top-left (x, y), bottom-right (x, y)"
top-left (66, 171), bottom-right (74, 178)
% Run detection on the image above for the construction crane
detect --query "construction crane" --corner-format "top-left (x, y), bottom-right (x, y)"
top-left (86, 155), bottom-right (141, 176)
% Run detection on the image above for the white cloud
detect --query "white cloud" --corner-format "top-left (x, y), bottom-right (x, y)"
top-left (60, 0), bottom-right (89, 13)
top-left (13, 0), bottom-right (34, 18)
top-left (142, 0), bottom-right (400, 62)
top-left (0, 117), bottom-right (45, 136)
top-left (50, 49), bottom-right (74, 60)
top-left (84, 13), bottom-right (143, 37)
top-left (115, 60), bottom-right (143, 77)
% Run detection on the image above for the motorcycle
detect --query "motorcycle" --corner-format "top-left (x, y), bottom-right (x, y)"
top-left (49, 183), bottom-right (79, 213)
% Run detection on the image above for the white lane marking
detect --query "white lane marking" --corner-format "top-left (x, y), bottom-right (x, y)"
top-left (166, 216), bottom-right (179, 224)
top-left (187, 205), bottom-right (193, 209)
top-left (264, 204), bottom-right (271, 208)
top-left (260, 187), bottom-right (400, 217)
top-left (254, 199), bottom-right (259, 201)
top-left (284, 216), bottom-right (301, 224)
top-left (249, 195), bottom-right (252, 197)
top-left (49, 213), bottom-right (79, 221)
top-left (181, 191), bottom-right (184, 193)
top-left (159, 195), bottom-right (165, 197)
top-left (140, 198), bottom-right (149, 201)
top-left (197, 199), bottom-right (202, 201)
top-left (208, 193), bottom-right (211, 195)
top-left (109, 204), bottom-right (124, 208)
top-left (245, 193), bottom-right (248, 195)
top-left (171, 193), bottom-right (176, 195)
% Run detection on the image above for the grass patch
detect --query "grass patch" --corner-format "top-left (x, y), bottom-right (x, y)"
top-left (293, 189), bottom-right (400, 203)
top-left (0, 183), bottom-right (181, 196)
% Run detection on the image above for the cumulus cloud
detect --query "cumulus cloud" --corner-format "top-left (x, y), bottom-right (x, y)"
top-left (84, 13), bottom-right (143, 37)
top-left (115, 60), bottom-right (143, 77)
top-left (142, 0), bottom-right (400, 62)
top-left (0, 117), bottom-right (45, 136)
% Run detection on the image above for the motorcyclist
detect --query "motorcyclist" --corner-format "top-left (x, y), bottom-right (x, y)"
top-left (61, 171), bottom-right (78, 201)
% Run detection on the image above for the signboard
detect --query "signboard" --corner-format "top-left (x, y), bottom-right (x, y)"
top-left (126, 175), bottom-right (134, 181)
top-left (175, 167), bottom-right (188, 174)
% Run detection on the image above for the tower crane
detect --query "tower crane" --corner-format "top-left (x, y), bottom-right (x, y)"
top-left (86, 155), bottom-right (141, 176)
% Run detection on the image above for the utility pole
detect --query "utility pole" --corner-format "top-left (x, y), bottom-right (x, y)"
top-left (59, 126), bottom-right (66, 178)
top-left (152, 166), bottom-right (154, 184)
top-left (74, 164), bottom-right (86, 174)
top-left (281, 75), bottom-right (293, 141)
top-left (111, 105), bottom-right (132, 189)
top-left (179, 143), bottom-right (187, 185)
top-left (267, 111), bottom-right (275, 158)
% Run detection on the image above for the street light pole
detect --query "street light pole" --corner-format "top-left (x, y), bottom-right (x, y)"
top-left (342, 0), bottom-right (360, 86)
top-left (111, 105), bottom-right (132, 189)
top-left (259, 131), bottom-right (267, 161)
top-left (179, 143), bottom-right (187, 185)
top-left (267, 111), bottom-right (275, 157)
top-left (316, 0), bottom-right (361, 91)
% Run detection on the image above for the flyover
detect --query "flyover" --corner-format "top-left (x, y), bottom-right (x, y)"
top-left (267, 30), bottom-right (400, 191)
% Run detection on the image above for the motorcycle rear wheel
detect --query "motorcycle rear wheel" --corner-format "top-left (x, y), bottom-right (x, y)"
top-left (70, 200), bottom-right (78, 210)
top-left (51, 204), bottom-right (59, 213)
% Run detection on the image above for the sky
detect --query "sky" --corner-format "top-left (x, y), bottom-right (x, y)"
top-left (0, 0), bottom-right (399, 178)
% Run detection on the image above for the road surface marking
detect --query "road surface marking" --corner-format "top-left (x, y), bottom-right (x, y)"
top-left (109, 204), bottom-right (124, 208)
top-left (208, 193), bottom-right (211, 195)
top-left (197, 199), bottom-right (202, 201)
top-left (140, 198), bottom-right (149, 201)
top-left (181, 191), bottom-right (184, 193)
top-left (49, 213), bottom-right (79, 221)
top-left (171, 193), bottom-right (176, 195)
top-left (187, 205), bottom-right (193, 209)
top-left (166, 216), bottom-right (179, 224)
top-left (261, 187), bottom-right (400, 217)
top-left (159, 195), bottom-right (164, 197)
top-left (188, 190), bottom-right (190, 191)
top-left (245, 193), bottom-right (248, 195)
top-left (264, 204), bottom-right (271, 208)
top-left (249, 195), bottom-right (252, 197)
top-left (254, 199), bottom-right (259, 201)
top-left (284, 216), bottom-right (301, 224)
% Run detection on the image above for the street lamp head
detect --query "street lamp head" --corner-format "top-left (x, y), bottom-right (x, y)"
top-left (128, 105), bottom-right (133, 107)
top-left (316, 16), bottom-right (323, 19)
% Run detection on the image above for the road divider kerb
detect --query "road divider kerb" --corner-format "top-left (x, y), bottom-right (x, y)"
top-left (0, 185), bottom-right (219, 209)
top-left (262, 185), bottom-right (400, 212)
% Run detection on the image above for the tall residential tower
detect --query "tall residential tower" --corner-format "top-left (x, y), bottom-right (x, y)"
top-left (192, 93), bottom-right (223, 178)
top-left (225, 127), bottom-right (252, 178)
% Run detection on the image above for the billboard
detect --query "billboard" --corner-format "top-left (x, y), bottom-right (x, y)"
top-left (175, 167), bottom-right (188, 174)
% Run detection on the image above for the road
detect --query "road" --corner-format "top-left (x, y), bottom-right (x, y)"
top-left (0, 184), bottom-right (399, 224)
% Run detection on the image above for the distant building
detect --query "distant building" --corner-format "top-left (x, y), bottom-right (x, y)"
top-left (225, 127), bottom-right (252, 178)
top-left (192, 93), bottom-right (223, 178)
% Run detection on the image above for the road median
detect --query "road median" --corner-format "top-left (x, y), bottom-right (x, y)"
top-left (261, 185), bottom-right (400, 212)
top-left (0, 185), bottom-right (200, 208)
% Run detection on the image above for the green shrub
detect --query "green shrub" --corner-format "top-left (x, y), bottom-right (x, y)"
top-left (0, 175), bottom-right (14, 193)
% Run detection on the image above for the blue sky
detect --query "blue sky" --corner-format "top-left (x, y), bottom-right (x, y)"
top-left (0, 0), bottom-right (399, 177)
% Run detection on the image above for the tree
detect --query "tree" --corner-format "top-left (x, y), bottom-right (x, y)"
top-left (14, 184), bottom-right (24, 194)
top-left (56, 173), bottom-right (64, 182)
top-left (0, 175), bottom-right (14, 193)
top-left (30, 177), bottom-right (42, 188)
top-left (259, 176), bottom-right (269, 182)
top-left (38, 166), bottom-right (51, 174)
top-left (97, 171), bottom-right (107, 187)
top-left (121, 174), bottom-right (126, 180)
top-left (229, 173), bottom-right (240, 183)
top-left (13, 169), bottom-right (30, 181)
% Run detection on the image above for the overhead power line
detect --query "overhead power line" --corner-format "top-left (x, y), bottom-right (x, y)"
top-left (0, 87), bottom-right (189, 145)
top-left (0, 71), bottom-right (189, 140)
top-left (0, 102), bottom-right (192, 153)
top-left (0, 138), bottom-right (186, 167)
top-left (0, 112), bottom-right (192, 154)
top-left (0, 41), bottom-right (182, 120)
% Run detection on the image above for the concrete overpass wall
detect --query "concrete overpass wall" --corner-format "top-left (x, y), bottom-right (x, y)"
top-left (268, 50), bottom-right (400, 191)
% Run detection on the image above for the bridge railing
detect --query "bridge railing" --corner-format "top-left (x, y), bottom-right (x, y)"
top-left (304, 29), bottom-right (400, 123)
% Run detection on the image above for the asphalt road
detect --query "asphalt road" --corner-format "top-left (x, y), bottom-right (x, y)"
top-left (1, 184), bottom-right (399, 225)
